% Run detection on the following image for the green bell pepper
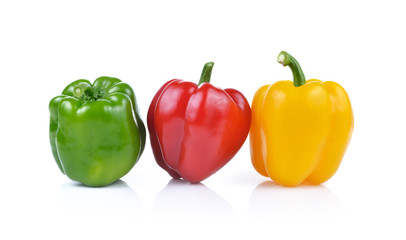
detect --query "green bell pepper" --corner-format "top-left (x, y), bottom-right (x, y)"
top-left (49, 76), bottom-right (146, 187)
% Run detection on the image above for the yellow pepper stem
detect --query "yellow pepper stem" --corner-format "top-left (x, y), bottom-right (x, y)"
top-left (278, 51), bottom-right (306, 87)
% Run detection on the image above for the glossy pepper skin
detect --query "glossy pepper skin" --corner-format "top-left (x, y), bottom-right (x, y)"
top-left (250, 51), bottom-right (353, 187)
top-left (49, 77), bottom-right (146, 187)
top-left (148, 62), bottom-right (251, 183)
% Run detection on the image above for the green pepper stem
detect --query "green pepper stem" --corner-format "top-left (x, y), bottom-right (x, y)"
top-left (277, 51), bottom-right (306, 87)
top-left (73, 82), bottom-right (97, 101)
top-left (198, 62), bottom-right (214, 86)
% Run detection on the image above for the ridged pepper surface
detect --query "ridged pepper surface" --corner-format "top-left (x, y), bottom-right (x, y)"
top-left (250, 52), bottom-right (353, 186)
top-left (49, 77), bottom-right (145, 187)
top-left (148, 62), bottom-right (251, 183)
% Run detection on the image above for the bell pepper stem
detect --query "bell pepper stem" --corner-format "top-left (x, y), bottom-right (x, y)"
top-left (277, 51), bottom-right (306, 87)
top-left (198, 62), bottom-right (214, 86)
top-left (73, 82), bottom-right (97, 101)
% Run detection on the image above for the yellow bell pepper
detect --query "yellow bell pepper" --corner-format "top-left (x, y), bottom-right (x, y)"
top-left (250, 51), bottom-right (353, 187)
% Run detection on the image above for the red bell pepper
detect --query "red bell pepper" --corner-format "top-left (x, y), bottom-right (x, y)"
top-left (147, 62), bottom-right (251, 183)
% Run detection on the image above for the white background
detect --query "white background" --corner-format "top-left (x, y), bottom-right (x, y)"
top-left (1, 0), bottom-right (405, 239)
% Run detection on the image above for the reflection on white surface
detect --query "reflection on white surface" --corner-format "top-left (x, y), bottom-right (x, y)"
top-left (153, 179), bottom-right (233, 217)
top-left (249, 181), bottom-right (341, 217)
top-left (58, 180), bottom-right (142, 214)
